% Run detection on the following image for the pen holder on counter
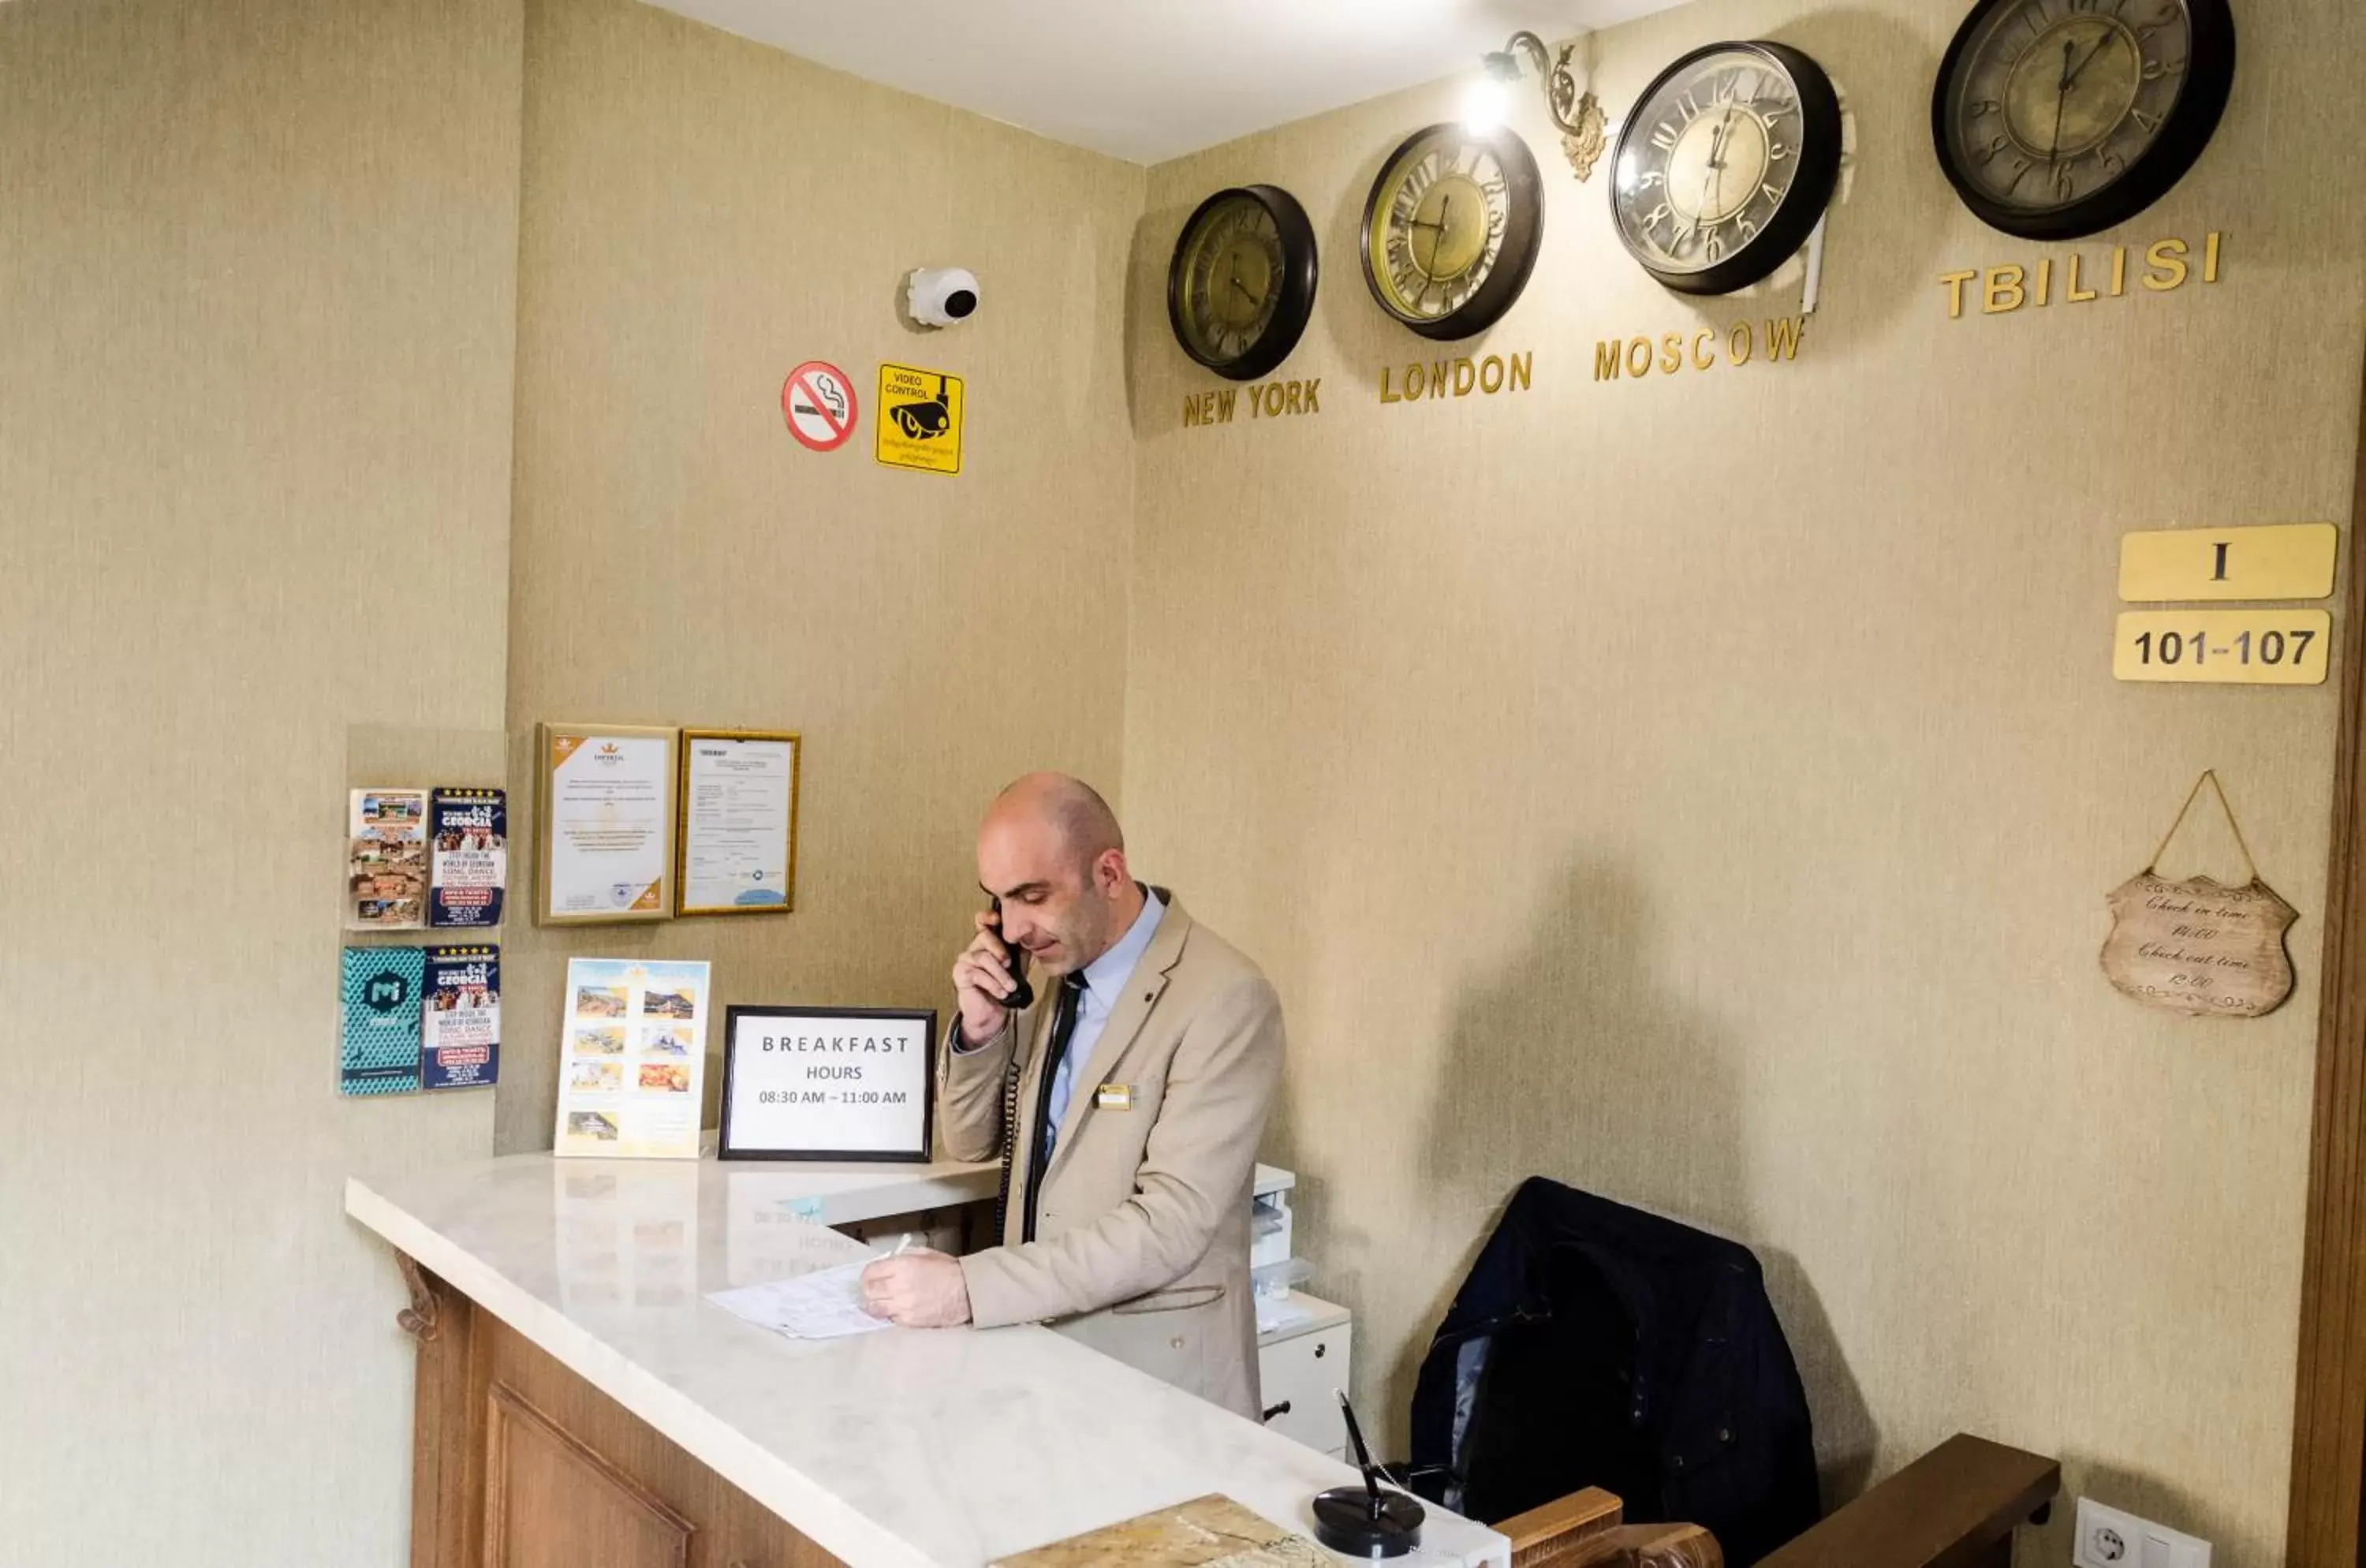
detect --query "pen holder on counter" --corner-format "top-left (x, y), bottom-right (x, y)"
top-left (1311, 1390), bottom-right (1425, 1559)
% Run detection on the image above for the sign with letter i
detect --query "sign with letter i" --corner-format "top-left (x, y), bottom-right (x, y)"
top-left (2114, 523), bottom-right (2338, 685)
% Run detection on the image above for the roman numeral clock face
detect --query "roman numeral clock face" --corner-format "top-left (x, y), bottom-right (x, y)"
top-left (1611, 41), bottom-right (1843, 296)
top-left (1934, 0), bottom-right (2236, 240)
top-left (1359, 125), bottom-right (1545, 341)
top-left (1379, 146), bottom-right (1507, 318)
top-left (1166, 185), bottom-right (1320, 382)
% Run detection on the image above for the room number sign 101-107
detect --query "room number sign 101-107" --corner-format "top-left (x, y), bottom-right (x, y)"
top-left (2114, 610), bottom-right (2332, 686)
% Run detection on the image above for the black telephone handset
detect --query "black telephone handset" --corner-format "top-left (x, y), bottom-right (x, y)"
top-left (991, 896), bottom-right (1034, 1012)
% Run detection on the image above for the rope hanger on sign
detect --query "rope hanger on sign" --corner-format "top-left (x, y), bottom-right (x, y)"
top-left (2144, 767), bottom-right (2262, 884)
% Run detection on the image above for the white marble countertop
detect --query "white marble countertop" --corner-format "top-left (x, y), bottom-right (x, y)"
top-left (346, 1154), bottom-right (1507, 1568)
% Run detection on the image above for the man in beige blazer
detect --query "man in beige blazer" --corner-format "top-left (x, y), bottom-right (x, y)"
top-left (859, 772), bottom-right (1286, 1418)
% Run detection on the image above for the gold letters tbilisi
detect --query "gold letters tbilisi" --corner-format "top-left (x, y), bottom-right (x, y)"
top-left (1939, 232), bottom-right (2224, 320)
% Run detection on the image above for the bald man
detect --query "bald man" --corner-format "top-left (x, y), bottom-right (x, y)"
top-left (859, 773), bottom-right (1286, 1417)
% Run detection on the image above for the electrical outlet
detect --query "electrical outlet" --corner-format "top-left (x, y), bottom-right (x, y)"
top-left (2076, 1499), bottom-right (2133, 1568)
top-left (2073, 1498), bottom-right (2211, 1568)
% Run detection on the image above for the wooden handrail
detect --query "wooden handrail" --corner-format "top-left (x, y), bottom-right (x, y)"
top-left (1493, 1433), bottom-right (2054, 1568)
top-left (1498, 1487), bottom-right (1721, 1568)
top-left (1500, 1487), bottom-right (1621, 1568)
top-left (1756, 1433), bottom-right (2058, 1568)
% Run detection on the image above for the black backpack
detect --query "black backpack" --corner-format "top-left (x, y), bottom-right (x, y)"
top-left (1405, 1177), bottom-right (1822, 1566)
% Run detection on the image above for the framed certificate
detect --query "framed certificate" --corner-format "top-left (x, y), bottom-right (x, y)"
top-left (718, 1006), bottom-right (935, 1162)
top-left (675, 728), bottom-right (800, 917)
top-left (536, 722), bottom-right (677, 925)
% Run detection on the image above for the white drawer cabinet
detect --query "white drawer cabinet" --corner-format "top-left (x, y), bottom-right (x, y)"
top-left (1256, 1291), bottom-right (1351, 1460)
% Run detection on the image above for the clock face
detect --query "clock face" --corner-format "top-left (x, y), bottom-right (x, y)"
top-left (1359, 124), bottom-right (1544, 341)
top-left (1610, 41), bottom-right (1843, 296)
top-left (1935, 0), bottom-right (2236, 240)
top-left (1166, 185), bottom-right (1319, 382)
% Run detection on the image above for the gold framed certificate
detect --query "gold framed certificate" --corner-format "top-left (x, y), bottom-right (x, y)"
top-left (536, 722), bottom-right (677, 925)
top-left (674, 728), bottom-right (801, 917)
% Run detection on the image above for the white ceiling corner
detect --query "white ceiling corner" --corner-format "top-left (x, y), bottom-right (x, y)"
top-left (636, 0), bottom-right (1689, 165)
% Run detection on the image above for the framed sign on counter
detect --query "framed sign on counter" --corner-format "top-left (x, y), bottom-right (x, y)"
top-left (718, 1006), bottom-right (935, 1162)
top-left (536, 722), bottom-right (676, 924)
top-left (675, 728), bottom-right (800, 917)
top-left (553, 958), bottom-right (711, 1159)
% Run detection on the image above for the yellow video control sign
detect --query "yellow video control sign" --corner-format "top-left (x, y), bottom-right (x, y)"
top-left (2119, 523), bottom-right (2337, 603)
top-left (875, 363), bottom-right (963, 475)
top-left (2114, 610), bottom-right (2332, 685)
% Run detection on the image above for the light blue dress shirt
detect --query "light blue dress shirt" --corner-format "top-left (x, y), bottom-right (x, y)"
top-left (1043, 890), bottom-right (1166, 1163)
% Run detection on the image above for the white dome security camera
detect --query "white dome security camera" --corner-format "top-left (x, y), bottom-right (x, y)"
top-left (907, 267), bottom-right (980, 327)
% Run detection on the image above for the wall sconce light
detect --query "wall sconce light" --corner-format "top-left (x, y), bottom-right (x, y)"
top-left (1470, 32), bottom-right (1608, 182)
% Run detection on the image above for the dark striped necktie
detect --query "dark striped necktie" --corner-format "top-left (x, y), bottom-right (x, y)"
top-left (1019, 971), bottom-right (1090, 1244)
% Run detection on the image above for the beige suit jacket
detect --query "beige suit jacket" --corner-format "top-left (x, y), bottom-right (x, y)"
top-left (938, 892), bottom-right (1285, 1419)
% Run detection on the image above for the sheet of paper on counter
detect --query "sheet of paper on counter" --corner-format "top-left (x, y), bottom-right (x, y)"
top-left (707, 1258), bottom-right (892, 1340)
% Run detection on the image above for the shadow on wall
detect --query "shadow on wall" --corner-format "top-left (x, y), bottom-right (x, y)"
top-left (2058, 1455), bottom-right (2226, 1568)
top-left (1392, 855), bottom-right (1875, 1512)
top-left (1750, 6), bottom-right (1949, 353)
top-left (1760, 1248), bottom-right (1875, 1507)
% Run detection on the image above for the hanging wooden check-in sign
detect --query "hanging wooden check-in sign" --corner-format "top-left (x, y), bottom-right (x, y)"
top-left (2100, 770), bottom-right (2297, 1019)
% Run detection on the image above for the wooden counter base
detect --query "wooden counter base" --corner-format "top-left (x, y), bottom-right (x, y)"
top-left (350, 1156), bottom-right (1508, 1568)
top-left (405, 1256), bottom-right (842, 1568)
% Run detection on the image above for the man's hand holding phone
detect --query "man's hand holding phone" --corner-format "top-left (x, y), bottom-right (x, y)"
top-left (951, 902), bottom-right (1029, 1047)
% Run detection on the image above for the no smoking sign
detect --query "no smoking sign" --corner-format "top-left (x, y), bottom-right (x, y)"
top-left (781, 360), bottom-right (857, 452)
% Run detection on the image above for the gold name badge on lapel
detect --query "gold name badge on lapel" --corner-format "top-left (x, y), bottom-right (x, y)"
top-left (1095, 1084), bottom-right (1134, 1111)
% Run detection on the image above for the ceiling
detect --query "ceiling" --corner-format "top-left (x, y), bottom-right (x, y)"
top-left (637, 0), bottom-right (1686, 165)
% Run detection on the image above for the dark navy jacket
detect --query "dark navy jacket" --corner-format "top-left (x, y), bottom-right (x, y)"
top-left (1406, 1178), bottom-right (1821, 1566)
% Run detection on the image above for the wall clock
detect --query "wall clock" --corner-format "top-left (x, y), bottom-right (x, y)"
top-left (1610, 41), bottom-right (1842, 297)
top-left (1359, 124), bottom-right (1545, 341)
top-left (1933, 0), bottom-right (2235, 241)
top-left (1166, 185), bottom-right (1319, 383)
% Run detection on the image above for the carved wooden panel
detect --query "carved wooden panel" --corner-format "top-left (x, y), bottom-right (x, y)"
top-left (401, 1246), bottom-right (849, 1568)
top-left (400, 1249), bottom-right (852, 1568)
top-left (476, 1320), bottom-right (845, 1568)
top-left (483, 1383), bottom-right (694, 1568)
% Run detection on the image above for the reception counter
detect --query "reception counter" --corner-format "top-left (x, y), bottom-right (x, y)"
top-left (346, 1155), bottom-right (1510, 1568)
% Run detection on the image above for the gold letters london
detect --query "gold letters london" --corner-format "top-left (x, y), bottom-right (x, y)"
top-left (1939, 233), bottom-right (2224, 321)
top-left (2099, 770), bottom-right (2296, 1020)
top-left (1379, 352), bottom-right (1533, 405)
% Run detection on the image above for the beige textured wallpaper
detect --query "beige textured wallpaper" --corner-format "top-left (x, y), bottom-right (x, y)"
top-left (495, 0), bottom-right (1144, 1155)
top-left (0, 1), bottom-right (523, 1564)
top-left (1126, 2), bottom-right (2366, 1563)
top-left (7, 0), bottom-right (2357, 1562)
